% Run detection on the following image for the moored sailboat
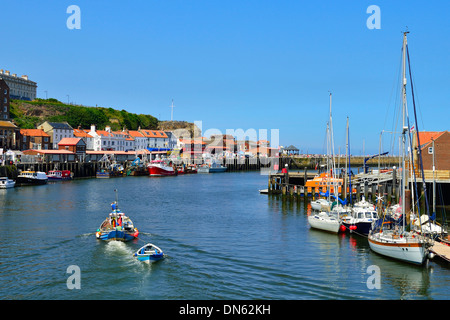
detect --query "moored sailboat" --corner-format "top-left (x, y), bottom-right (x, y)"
top-left (367, 32), bottom-right (431, 265)
top-left (308, 93), bottom-right (345, 234)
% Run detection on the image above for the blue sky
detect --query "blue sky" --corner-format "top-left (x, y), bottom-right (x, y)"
top-left (1, 1), bottom-right (449, 154)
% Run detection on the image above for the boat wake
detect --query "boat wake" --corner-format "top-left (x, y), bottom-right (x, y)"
top-left (105, 240), bottom-right (134, 256)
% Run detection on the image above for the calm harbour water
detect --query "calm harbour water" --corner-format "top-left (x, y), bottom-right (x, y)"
top-left (0, 171), bottom-right (449, 300)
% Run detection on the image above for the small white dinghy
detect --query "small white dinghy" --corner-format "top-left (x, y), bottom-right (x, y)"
top-left (134, 243), bottom-right (165, 263)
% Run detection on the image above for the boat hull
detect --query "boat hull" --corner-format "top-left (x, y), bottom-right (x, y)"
top-left (197, 167), bottom-right (209, 173)
top-left (134, 243), bottom-right (164, 263)
top-left (96, 229), bottom-right (139, 242)
top-left (342, 221), bottom-right (373, 235)
top-left (96, 170), bottom-right (123, 178)
top-left (135, 253), bottom-right (164, 264)
top-left (209, 167), bottom-right (227, 173)
top-left (0, 179), bottom-right (15, 189)
top-left (368, 235), bottom-right (427, 265)
top-left (148, 166), bottom-right (176, 176)
top-left (16, 177), bottom-right (48, 185)
top-left (308, 214), bottom-right (340, 233)
top-left (311, 199), bottom-right (330, 211)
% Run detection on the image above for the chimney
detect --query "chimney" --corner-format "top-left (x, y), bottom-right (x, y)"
top-left (105, 126), bottom-right (111, 133)
top-left (5, 70), bottom-right (10, 75)
top-left (21, 75), bottom-right (28, 80)
top-left (90, 124), bottom-right (96, 133)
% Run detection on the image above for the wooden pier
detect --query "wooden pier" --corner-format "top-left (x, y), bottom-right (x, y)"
top-left (267, 165), bottom-right (450, 207)
top-left (430, 241), bottom-right (450, 263)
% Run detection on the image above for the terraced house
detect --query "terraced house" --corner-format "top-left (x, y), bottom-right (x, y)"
top-left (19, 129), bottom-right (50, 150)
top-left (37, 121), bottom-right (74, 149)
top-left (139, 129), bottom-right (169, 149)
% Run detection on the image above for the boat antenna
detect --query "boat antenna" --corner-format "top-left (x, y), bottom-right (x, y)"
top-left (114, 189), bottom-right (118, 209)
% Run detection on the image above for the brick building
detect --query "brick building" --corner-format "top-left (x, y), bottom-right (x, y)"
top-left (58, 137), bottom-right (86, 155)
top-left (0, 78), bottom-right (10, 120)
top-left (19, 129), bottom-right (51, 150)
top-left (414, 131), bottom-right (450, 171)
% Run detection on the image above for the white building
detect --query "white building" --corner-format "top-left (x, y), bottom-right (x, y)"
top-left (0, 69), bottom-right (37, 101)
top-left (139, 129), bottom-right (169, 149)
top-left (37, 121), bottom-right (74, 149)
top-left (112, 130), bottom-right (135, 151)
top-left (127, 130), bottom-right (147, 150)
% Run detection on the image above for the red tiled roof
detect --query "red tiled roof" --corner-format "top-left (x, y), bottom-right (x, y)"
top-left (20, 129), bottom-right (50, 137)
top-left (73, 129), bottom-right (93, 138)
top-left (179, 139), bottom-right (206, 145)
top-left (96, 130), bottom-right (114, 137)
top-left (58, 138), bottom-right (83, 146)
top-left (140, 130), bottom-right (168, 138)
top-left (127, 130), bottom-right (145, 138)
top-left (417, 131), bottom-right (446, 150)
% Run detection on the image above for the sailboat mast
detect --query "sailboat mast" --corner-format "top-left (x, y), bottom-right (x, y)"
top-left (401, 31), bottom-right (409, 229)
top-left (432, 139), bottom-right (436, 215)
top-left (329, 93), bottom-right (337, 199)
top-left (345, 117), bottom-right (348, 202)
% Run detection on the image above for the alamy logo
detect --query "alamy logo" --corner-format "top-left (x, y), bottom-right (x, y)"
top-left (66, 265), bottom-right (81, 289)
top-left (67, 5), bottom-right (81, 30)
top-left (366, 265), bottom-right (381, 289)
top-left (366, 5), bottom-right (381, 30)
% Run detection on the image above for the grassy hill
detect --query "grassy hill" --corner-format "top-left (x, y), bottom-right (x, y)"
top-left (10, 98), bottom-right (162, 131)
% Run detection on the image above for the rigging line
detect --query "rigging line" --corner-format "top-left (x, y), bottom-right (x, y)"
top-left (387, 49), bottom-right (403, 157)
top-left (384, 48), bottom-right (403, 135)
top-left (405, 101), bottom-right (422, 219)
top-left (406, 44), bottom-right (430, 216)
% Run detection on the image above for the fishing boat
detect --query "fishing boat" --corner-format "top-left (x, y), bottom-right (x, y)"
top-left (134, 243), bottom-right (165, 263)
top-left (47, 170), bottom-right (72, 180)
top-left (368, 32), bottom-right (431, 265)
top-left (96, 154), bottom-right (125, 178)
top-left (147, 159), bottom-right (176, 176)
top-left (197, 161), bottom-right (227, 173)
top-left (197, 164), bottom-right (210, 173)
top-left (127, 157), bottom-right (148, 176)
top-left (341, 206), bottom-right (378, 235)
top-left (16, 170), bottom-right (48, 185)
top-left (209, 162), bottom-right (227, 172)
top-left (0, 177), bottom-right (15, 189)
top-left (177, 163), bottom-right (198, 174)
top-left (96, 190), bottom-right (139, 242)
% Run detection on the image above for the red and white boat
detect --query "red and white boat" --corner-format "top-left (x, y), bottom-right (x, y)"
top-left (47, 170), bottom-right (72, 180)
top-left (147, 160), bottom-right (176, 176)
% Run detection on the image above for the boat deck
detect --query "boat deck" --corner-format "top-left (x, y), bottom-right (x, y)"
top-left (430, 241), bottom-right (450, 263)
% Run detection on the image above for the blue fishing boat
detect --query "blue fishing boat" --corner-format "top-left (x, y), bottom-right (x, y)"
top-left (134, 243), bottom-right (165, 263)
top-left (96, 190), bottom-right (139, 242)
